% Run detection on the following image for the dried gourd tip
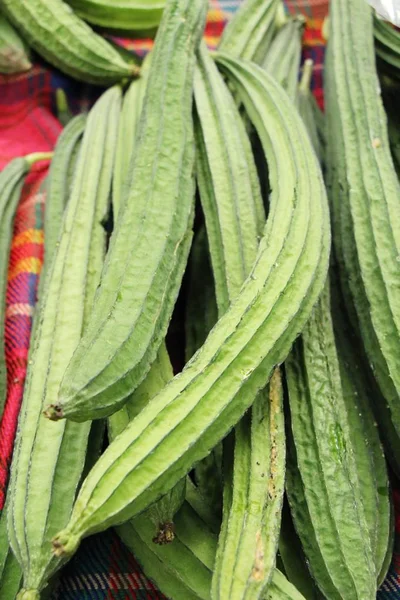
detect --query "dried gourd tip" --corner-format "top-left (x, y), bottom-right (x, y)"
top-left (52, 531), bottom-right (80, 557)
top-left (44, 404), bottom-right (64, 421)
top-left (131, 63), bottom-right (141, 78)
top-left (152, 522), bottom-right (175, 545)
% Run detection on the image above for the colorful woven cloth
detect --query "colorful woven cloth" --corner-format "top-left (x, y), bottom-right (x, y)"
top-left (0, 1), bottom-right (399, 598)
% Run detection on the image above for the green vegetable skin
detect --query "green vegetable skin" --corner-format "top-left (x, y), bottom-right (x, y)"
top-left (286, 282), bottom-right (382, 599)
top-left (44, 114), bottom-right (86, 269)
top-left (7, 87), bottom-right (120, 599)
top-left (263, 16), bottom-right (304, 100)
top-left (52, 56), bottom-right (329, 558)
top-left (219, 0), bottom-right (280, 65)
top-left (66, 0), bottom-right (165, 30)
top-left (0, 12), bottom-right (31, 74)
top-left (112, 80), bottom-right (143, 218)
top-left (325, 0), bottom-right (400, 471)
top-left (50, 0), bottom-right (207, 423)
top-left (0, 509), bottom-right (22, 599)
top-left (374, 14), bottom-right (400, 77)
top-left (0, 0), bottom-right (138, 84)
top-left (296, 60), bottom-right (324, 165)
top-left (119, 498), bottom-right (306, 600)
top-left (194, 43), bottom-right (284, 599)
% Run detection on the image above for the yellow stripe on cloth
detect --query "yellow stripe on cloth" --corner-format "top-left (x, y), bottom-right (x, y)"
top-left (8, 257), bottom-right (42, 282)
top-left (12, 229), bottom-right (44, 248)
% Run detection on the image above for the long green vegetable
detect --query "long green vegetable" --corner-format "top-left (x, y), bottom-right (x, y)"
top-left (195, 43), bottom-right (285, 600)
top-left (219, 0), bottom-right (280, 65)
top-left (0, 12), bottom-right (31, 74)
top-left (44, 114), bottom-right (86, 269)
top-left (296, 60), bottom-right (324, 164)
top-left (0, 508), bottom-right (21, 599)
top-left (66, 0), bottom-right (165, 31)
top-left (286, 280), bottom-right (383, 599)
top-left (112, 61), bottom-right (149, 218)
top-left (1, 0), bottom-right (139, 84)
top-left (263, 16), bottom-right (304, 100)
top-left (48, 0), bottom-right (207, 423)
top-left (52, 56), bottom-right (329, 558)
top-left (325, 0), bottom-right (400, 472)
top-left (374, 14), bottom-right (400, 78)
top-left (7, 87), bottom-right (120, 600)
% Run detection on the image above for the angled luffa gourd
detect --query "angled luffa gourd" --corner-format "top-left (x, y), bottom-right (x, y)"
top-left (0, 0), bottom-right (138, 84)
top-left (52, 56), bottom-right (330, 557)
top-left (285, 279), bottom-right (390, 600)
top-left (119, 497), bottom-right (306, 600)
top-left (7, 86), bottom-right (120, 600)
top-left (325, 0), bottom-right (400, 470)
top-left (0, 508), bottom-right (21, 599)
top-left (374, 13), bottom-right (400, 78)
top-left (296, 60), bottom-right (324, 165)
top-left (262, 16), bottom-right (304, 100)
top-left (49, 0), bottom-right (207, 423)
top-left (218, 0), bottom-right (280, 65)
top-left (194, 44), bottom-right (285, 600)
top-left (66, 0), bottom-right (165, 31)
top-left (44, 114), bottom-right (86, 269)
top-left (0, 12), bottom-right (31, 74)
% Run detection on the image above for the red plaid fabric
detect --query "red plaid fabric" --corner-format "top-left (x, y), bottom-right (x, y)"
top-left (1, 1), bottom-right (399, 598)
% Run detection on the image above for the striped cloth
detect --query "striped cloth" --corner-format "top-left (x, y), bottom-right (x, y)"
top-left (0, 1), bottom-right (398, 598)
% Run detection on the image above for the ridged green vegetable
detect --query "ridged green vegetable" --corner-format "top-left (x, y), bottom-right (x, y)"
top-left (119, 499), bottom-right (306, 600)
top-left (52, 56), bottom-right (329, 558)
top-left (296, 60), bottom-right (324, 165)
top-left (0, 509), bottom-right (21, 599)
top-left (263, 16), bottom-right (304, 100)
top-left (107, 342), bottom-right (173, 441)
top-left (291, 51), bottom-right (391, 594)
top-left (118, 512), bottom-right (211, 600)
top-left (0, 0), bottom-right (138, 84)
top-left (286, 278), bottom-right (390, 599)
top-left (7, 86), bottom-right (121, 600)
top-left (66, 0), bottom-right (165, 31)
top-left (145, 478), bottom-right (186, 545)
top-left (325, 0), bottom-right (400, 471)
top-left (213, 370), bottom-right (285, 600)
top-left (49, 0), bottom-right (207, 423)
top-left (108, 336), bottom-right (185, 546)
top-left (112, 67), bottom-right (148, 219)
top-left (194, 43), bottom-right (285, 599)
top-left (330, 280), bottom-right (392, 585)
top-left (382, 81), bottom-right (400, 177)
top-left (195, 45), bottom-right (265, 316)
top-left (0, 154), bottom-right (52, 422)
top-left (45, 114), bottom-right (86, 269)
top-left (374, 14), bottom-right (400, 78)
top-left (116, 356), bottom-right (196, 562)
top-left (0, 12), bottom-right (31, 74)
top-left (219, 0), bottom-right (280, 65)
top-left (185, 476), bottom-right (221, 535)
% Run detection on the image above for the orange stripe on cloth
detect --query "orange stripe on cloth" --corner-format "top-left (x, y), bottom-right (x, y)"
top-left (8, 257), bottom-right (42, 282)
top-left (12, 229), bottom-right (44, 248)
